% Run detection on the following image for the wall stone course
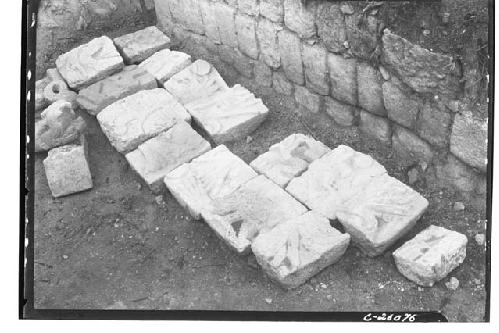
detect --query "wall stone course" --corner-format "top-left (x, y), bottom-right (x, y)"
top-left (302, 43), bottom-right (329, 95)
top-left (327, 53), bottom-right (357, 106)
top-left (278, 29), bottom-right (304, 85)
top-left (235, 14), bottom-right (259, 59)
top-left (256, 18), bottom-right (282, 69)
top-left (357, 62), bottom-right (386, 116)
top-left (283, 0), bottom-right (316, 38)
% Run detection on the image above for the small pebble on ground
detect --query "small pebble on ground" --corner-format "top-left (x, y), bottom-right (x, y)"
top-left (453, 202), bottom-right (465, 211)
top-left (445, 277), bottom-right (460, 290)
top-left (475, 233), bottom-right (485, 246)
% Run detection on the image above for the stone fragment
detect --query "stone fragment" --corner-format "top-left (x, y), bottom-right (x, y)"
top-left (407, 167), bottom-right (419, 185)
top-left (138, 49), bottom-right (192, 84)
top-left (252, 211), bottom-right (350, 289)
top-left (43, 140), bottom-right (92, 197)
top-left (56, 36), bottom-right (124, 90)
top-left (35, 77), bottom-right (51, 111)
top-left (357, 63), bottom-right (386, 116)
top-left (77, 66), bottom-right (157, 115)
top-left (302, 43), bottom-right (329, 95)
top-left (250, 133), bottom-right (330, 187)
top-left (35, 100), bottom-right (86, 152)
top-left (185, 84), bottom-right (269, 143)
top-left (392, 126), bottom-right (434, 166)
top-left (254, 61), bottom-right (273, 87)
top-left (214, 2), bottom-right (238, 47)
top-left (294, 86), bottom-right (322, 113)
top-left (450, 112), bottom-right (488, 173)
top-left (256, 18), bottom-right (281, 69)
top-left (43, 80), bottom-right (70, 103)
top-left (202, 175), bottom-right (308, 254)
top-left (383, 79), bottom-right (420, 129)
top-left (238, 0), bottom-right (259, 16)
top-left (316, 2), bottom-right (346, 53)
top-left (272, 71), bottom-right (293, 95)
top-left (199, 0), bottom-right (221, 43)
top-left (393, 225), bottom-right (467, 286)
top-left (475, 234), bottom-right (485, 246)
top-left (359, 111), bottom-right (391, 145)
top-left (163, 60), bottom-right (228, 105)
top-left (278, 29), bottom-right (304, 84)
top-left (325, 97), bottom-right (355, 127)
top-left (417, 102), bottom-right (452, 148)
top-left (113, 26), bottom-right (170, 64)
top-left (327, 54), bottom-right (357, 106)
top-left (235, 14), bottom-right (259, 59)
top-left (340, 3), bottom-right (354, 15)
top-left (126, 122), bottom-right (211, 192)
top-left (283, 0), bottom-right (316, 38)
top-left (453, 202), bottom-right (465, 211)
top-left (97, 88), bottom-right (190, 153)
top-left (445, 277), bottom-right (460, 290)
top-left (168, 0), bottom-right (204, 34)
top-left (164, 145), bottom-right (258, 219)
top-left (260, 0), bottom-right (284, 22)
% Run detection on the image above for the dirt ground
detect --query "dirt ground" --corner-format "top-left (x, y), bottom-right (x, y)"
top-left (33, 6), bottom-right (488, 322)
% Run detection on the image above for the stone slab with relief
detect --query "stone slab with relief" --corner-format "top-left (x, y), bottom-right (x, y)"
top-left (393, 225), bottom-right (467, 287)
top-left (164, 145), bottom-right (258, 219)
top-left (252, 211), bottom-right (350, 289)
top-left (185, 84), bottom-right (269, 144)
top-left (56, 36), bottom-right (124, 90)
top-left (126, 122), bottom-right (211, 192)
top-left (163, 59), bottom-right (228, 105)
top-left (113, 26), bottom-right (171, 64)
top-left (201, 175), bottom-right (308, 254)
top-left (250, 133), bottom-right (330, 187)
top-left (138, 49), bottom-right (192, 84)
top-left (97, 88), bottom-right (190, 154)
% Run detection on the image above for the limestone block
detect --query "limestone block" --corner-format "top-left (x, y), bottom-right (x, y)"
top-left (286, 145), bottom-right (387, 219)
top-left (357, 63), bottom-right (386, 116)
top-left (252, 211), bottom-right (350, 289)
top-left (392, 126), bottom-right (434, 166)
top-left (278, 29), bottom-right (304, 85)
top-left (283, 0), bottom-right (316, 38)
top-left (43, 142), bottom-right (92, 197)
top-left (113, 26), bottom-right (170, 64)
top-left (238, 0), bottom-right (259, 16)
top-left (97, 88), bottom-right (190, 153)
top-left (316, 2), bottom-right (345, 53)
top-left (185, 84), bottom-right (269, 143)
top-left (214, 2), bottom-right (238, 48)
top-left (163, 59), bottom-right (228, 105)
top-left (138, 49), bottom-right (192, 84)
top-left (235, 14), bottom-right (259, 59)
top-left (302, 43), bottom-right (329, 95)
top-left (126, 122), bottom-right (211, 192)
top-left (359, 111), bottom-right (391, 145)
top-left (168, 0), bottom-right (204, 34)
top-left (450, 112), bottom-right (488, 173)
top-left (393, 225), bottom-right (467, 286)
top-left (416, 102), bottom-right (452, 148)
top-left (294, 86), bottom-right (322, 113)
top-left (327, 53), bottom-right (357, 106)
top-left (35, 77), bottom-right (51, 112)
top-left (250, 133), bottom-right (330, 187)
top-left (164, 145), bottom-right (258, 219)
top-left (56, 36), bottom-right (124, 90)
top-left (77, 66), bottom-right (157, 115)
top-left (35, 100), bottom-right (86, 152)
top-left (199, 0), bottom-right (221, 43)
top-left (273, 71), bottom-right (293, 96)
top-left (336, 174), bottom-right (429, 256)
top-left (202, 175), bottom-right (308, 254)
top-left (383, 79), bottom-right (420, 129)
top-left (260, 0), bottom-right (284, 22)
top-left (256, 18), bottom-right (281, 69)
top-left (154, 0), bottom-right (174, 33)
top-left (254, 61), bottom-right (273, 87)
top-left (325, 97), bottom-right (356, 127)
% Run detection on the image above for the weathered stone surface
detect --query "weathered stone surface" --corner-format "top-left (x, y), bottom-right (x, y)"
top-left (238, 0), bottom-right (259, 15)
top-left (302, 43), bottom-right (329, 95)
top-left (46, 68), bottom-right (65, 82)
top-left (345, 12), bottom-right (379, 60)
top-left (154, 0), bottom-right (174, 33)
top-left (164, 145), bottom-right (258, 219)
top-left (260, 0), bottom-right (284, 22)
top-left (235, 14), bottom-right (259, 59)
top-left (214, 2), bottom-right (238, 47)
top-left (199, 0), bottom-right (221, 43)
top-left (278, 29), bottom-right (304, 85)
top-left (286, 145), bottom-right (387, 219)
top-left (126, 122), bottom-right (210, 192)
top-left (337, 174), bottom-right (429, 256)
top-left (392, 126), bottom-right (434, 166)
top-left (230, 50), bottom-right (256, 78)
top-left (168, 0), bottom-right (204, 34)
top-left (381, 30), bottom-right (462, 98)
top-left (316, 2), bottom-right (345, 53)
top-left (202, 175), bottom-right (308, 254)
top-left (138, 49), bottom-right (192, 84)
top-left (327, 53), bottom-right (357, 106)
top-left (250, 133), bottom-right (330, 187)
top-left (43, 79), bottom-right (70, 103)
top-left (77, 66), bottom-right (157, 115)
top-left (359, 111), bottom-right (391, 145)
top-left (357, 63), bottom-right (386, 116)
top-left (383, 79), bottom-right (420, 129)
top-left (97, 88), bottom-right (190, 153)
top-left (254, 61), bottom-right (273, 87)
top-left (273, 71), bottom-right (293, 95)
top-left (393, 225), bottom-right (467, 287)
top-left (450, 112), bottom-right (488, 173)
top-left (256, 18), bottom-right (281, 69)
top-left (433, 154), bottom-right (480, 194)
top-left (35, 77), bottom-right (51, 111)
top-left (283, 0), bottom-right (316, 38)
top-left (325, 97), bottom-right (356, 127)
top-left (185, 84), bottom-right (269, 143)
top-left (43, 141), bottom-right (92, 197)
top-left (163, 60), bottom-right (228, 105)
top-left (35, 100), bottom-right (86, 152)
top-left (416, 102), bottom-right (452, 148)
top-left (295, 86), bottom-right (322, 113)
top-left (56, 36), bottom-right (124, 90)
top-left (252, 211), bottom-right (350, 289)
top-left (113, 26), bottom-right (170, 64)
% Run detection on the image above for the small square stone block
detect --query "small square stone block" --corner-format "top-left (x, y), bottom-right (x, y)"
top-left (393, 225), bottom-right (467, 287)
top-left (252, 211), bottom-right (350, 289)
top-left (126, 122), bottom-right (211, 192)
top-left (113, 26), bottom-right (171, 64)
top-left (138, 49), bottom-right (192, 84)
